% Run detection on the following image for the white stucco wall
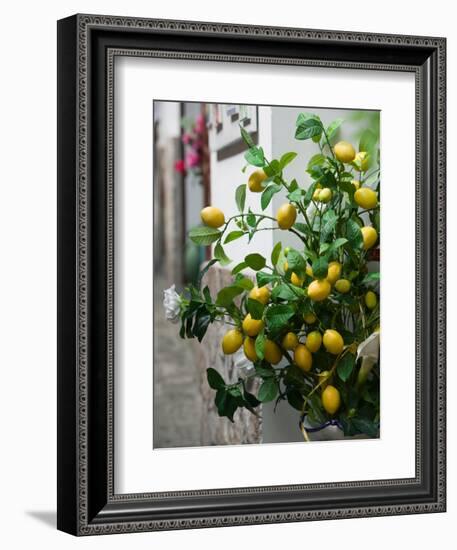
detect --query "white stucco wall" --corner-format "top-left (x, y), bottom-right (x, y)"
top-left (209, 106), bottom-right (275, 265)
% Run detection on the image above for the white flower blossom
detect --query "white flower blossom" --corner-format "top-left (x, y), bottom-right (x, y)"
top-left (356, 330), bottom-right (380, 384)
top-left (233, 348), bottom-right (255, 378)
top-left (357, 330), bottom-right (380, 363)
top-left (163, 284), bottom-right (181, 324)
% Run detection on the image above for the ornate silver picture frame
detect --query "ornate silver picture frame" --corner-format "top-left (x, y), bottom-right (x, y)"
top-left (57, 14), bottom-right (446, 535)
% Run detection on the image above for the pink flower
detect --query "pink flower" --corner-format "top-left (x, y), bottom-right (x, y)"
top-left (194, 114), bottom-right (206, 134)
top-left (182, 132), bottom-right (192, 145)
top-left (174, 159), bottom-right (186, 174)
top-left (185, 150), bottom-right (200, 168)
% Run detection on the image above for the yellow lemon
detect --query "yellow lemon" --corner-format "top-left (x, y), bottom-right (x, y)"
top-left (318, 188), bottom-right (332, 203)
top-left (284, 247), bottom-right (290, 257)
top-left (276, 203), bottom-right (297, 230)
top-left (243, 337), bottom-right (258, 362)
top-left (303, 312), bottom-right (317, 324)
top-left (249, 286), bottom-right (270, 305)
top-left (323, 329), bottom-right (344, 355)
top-left (221, 329), bottom-right (243, 354)
top-left (312, 189), bottom-right (321, 201)
top-left (352, 179), bottom-right (361, 190)
top-left (322, 385), bottom-right (341, 414)
top-left (361, 226), bottom-right (378, 250)
top-left (305, 331), bottom-right (322, 353)
top-left (335, 279), bottom-right (351, 293)
top-left (326, 261), bottom-right (342, 285)
top-left (242, 314), bottom-right (264, 337)
top-left (355, 151), bottom-right (370, 172)
top-left (291, 272), bottom-right (304, 287)
top-left (200, 206), bottom-right (225, 228)
top-left (354, 187), bottom-right (378, 209)
top-left (264, 339), bottom-right (282, 365)
top-left (365, 290), bottom-right (378, 310)
top-left (317, 370), bottom-right (331, 390)
top-left (306, 264), bottom-right (313, 278)
top-left (282, 332), bottom-right (299, 351)
top-left (308, 279), bottom-right (331, 302)
top-left (334, 141), bottom-right (356, 163)
top-left (248, 169), bottom-right (268, 193)
top-left (294, 344), bottom-right (313, 372)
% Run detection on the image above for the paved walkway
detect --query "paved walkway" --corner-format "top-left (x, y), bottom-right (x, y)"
top-left (153, 277), bottom-right (203, 448)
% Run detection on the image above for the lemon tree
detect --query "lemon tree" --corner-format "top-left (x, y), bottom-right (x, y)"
top-left (175, 113), bottom-right (380, 437)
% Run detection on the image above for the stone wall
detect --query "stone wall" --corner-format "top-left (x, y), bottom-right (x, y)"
top-left (197, 264), bottom-right (262, 446)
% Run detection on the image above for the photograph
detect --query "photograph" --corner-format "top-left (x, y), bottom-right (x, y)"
top-left (153, 101), bottom-right (381, 448)
top-left (54, 11), bottom-right (446, 536)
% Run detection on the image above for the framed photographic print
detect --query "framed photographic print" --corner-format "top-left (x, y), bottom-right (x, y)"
top-left (57, 14), bottom-right (446, 535)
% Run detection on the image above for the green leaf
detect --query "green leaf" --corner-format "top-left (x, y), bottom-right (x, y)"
top-left (320, 209), bottom-right (337, 242)
top-left (264, 159), bottom-right (281, 178)
top-left (359, 129), bottom-right (377, 155)
top-left (295, 116), bottom-right (323, 141)
top-left (232, 261), bottom-right (247, 275)
top-left (352, 417), bottom-right (379, 438)
top-left (307, 153), bottom-right (326, 171)
top-left (258, 378), bottom-right (278, 403)
top-left (244, 253), bottom-right (266, 271)
top-left (256, 271), bottom-right (278, 287)
top-left (283, 365), bottom-right (306, 389)
top-left (234, 275), bottom-right (254, 291)
top-left (242, 388), bottom-right (261, 410)
top-left (224, 230), bottom-right (245, 244)
top-left (271, 284), bottom-right (304, 301)
top-left (261, 183), bottom-right (281, 210)
top-left (289, 179), bottom-right (299, 192)
top-left (287, 389), bottom-right (305, 411)
top-left (197, 259), bottom-right (217, 288)
top-left (307, 393), bottom-right (327, 426)
top-left (303, 181), bottom-right (319, 207)
top-left (326, 118), bottom-right (344, 142)
top-left (265, 304), bottom-right (295, 330)
top-left (362, 272), bottom-right (380, 284)
top-left (293, 222), bottom-right (309, 234)
top-left (287, 188), bottom-right (304, 203)
top-left (246, 298), bottom-right (265, 320)
top-left (235, 184), bottom-right (246, 213)
top-left (337, 353), bottom-right (355, 382)
top-left (324, 238), bottom-right (348, 258)
top-left (202, 286), bottom-right (212, 304)
top-left (215, 388), bottom-right (227, 416)
top-left (240, 125), bottom-right (256, 148)
top-left (214, 242), bottom-right (231, 266)
top-left (346, 218), bottom-right (363, 249)
top-left (319, 243), bottom-right (331, 255)
top-left (255, 364), bottom-right (275, 378)
top-left (222, 394), bottom-right (239, 422)
top-left (332, 237), bottom-right (349, 250)
top-left (286, 249), bottom-right (306, 274)
top-left (193, 309), bottom-right (211, 342)
top-left (296, 112), bottom-right (320, 125)
top-left (246, 210), bottom-right (256, 227)
top-left (215, 285), bottom-right (244, 307)
top-left (189, 226), bottom-right (221, 246)
top-left (207, 368), bottom-right (225, 390)
top-left (338, 178), bottom-right (356, 199)
top-left (312, 257), bottom-right (329, 279)
top-left (245, 146), bottom-right (265, 167)
top-left (271, 241), bottom-right (282, 266)
top-left (279, 151), bottom-right (298, 169)
top-left (255, 330), bottom-right (266, 360)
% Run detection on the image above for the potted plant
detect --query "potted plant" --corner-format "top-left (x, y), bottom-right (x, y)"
top-left (164, 112), bottom-right (380, 441)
